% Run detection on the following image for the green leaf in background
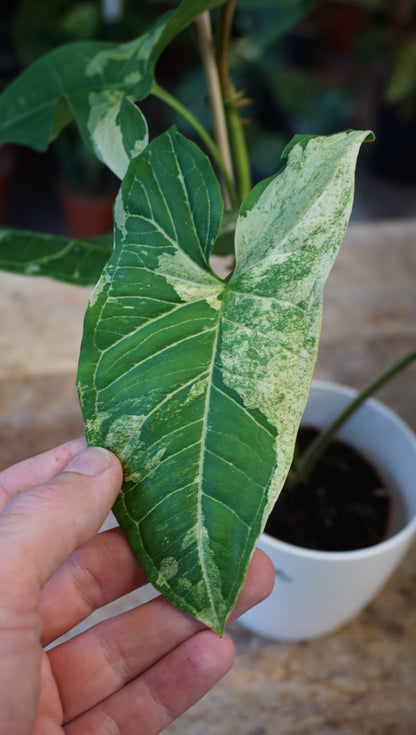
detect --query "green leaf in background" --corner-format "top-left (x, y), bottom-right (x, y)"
top-left (212, 209), bottom-right (238, 255)
top-left (236, 0), bottom-right (321, 50)
top-left (0, 0), bottom-right (226, 178)
top-left (77, 127), bottom-right (372, 633)
top-left (0, 228), bottom-right (112, 286)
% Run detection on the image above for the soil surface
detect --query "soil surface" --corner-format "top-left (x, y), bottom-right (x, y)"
top-left (265, 427), bottom-right (392, 552)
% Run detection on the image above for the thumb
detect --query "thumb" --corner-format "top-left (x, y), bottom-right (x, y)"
top-left (0, 447), bottom-right (123, 593)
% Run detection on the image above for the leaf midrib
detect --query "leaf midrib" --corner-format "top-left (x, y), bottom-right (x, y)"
top-left (195, 295), bottom-right (223, 629)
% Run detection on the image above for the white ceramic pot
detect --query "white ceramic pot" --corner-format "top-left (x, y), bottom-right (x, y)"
top-left (239, 380), bottom-right (416, 641)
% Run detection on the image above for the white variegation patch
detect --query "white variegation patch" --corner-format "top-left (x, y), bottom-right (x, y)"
top-left (24, 264), bottom-right (41, 275)
top-left (156, 250), bottom-right (224, 309)
top-left (85, 19), bottom-right (166, 83)
top-left (88, 267), bottom-right (114, 307)
top-left (87, 91), bottom-right (148, 179)
top-left (85, 39), bottom-right (143, 80)
top-left (105, 414), bottom-right (146, 455)
top-left (156, 556), bottom-right (179, 585)
top-left (83, 411), bottom-right (110, 440)
top-left (180, 526), bottom-right (198, 551)
top-left (183, 377), bottom-right (209, 405)
top-left (113, 191), bottom-right (128, 240)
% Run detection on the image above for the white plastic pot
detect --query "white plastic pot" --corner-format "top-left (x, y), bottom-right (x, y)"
top-left (239, 380), bottom-right (416, 641)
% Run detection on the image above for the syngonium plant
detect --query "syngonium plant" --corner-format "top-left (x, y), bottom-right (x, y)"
top-left (0, 0), bottom-right (373, 633)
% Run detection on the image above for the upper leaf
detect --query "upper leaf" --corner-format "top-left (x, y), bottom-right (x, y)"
top-left (0, 0), bottom-right (226, 178)
top-left (77, 127), bottom-right (371, 633)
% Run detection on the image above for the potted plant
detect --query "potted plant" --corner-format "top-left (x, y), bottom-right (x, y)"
top-left (240, 351), bottom-right (416, 640)
top-left (5, 0), bottom-right (154, 238)
top-left (0, 0), bottom-right (411, 640)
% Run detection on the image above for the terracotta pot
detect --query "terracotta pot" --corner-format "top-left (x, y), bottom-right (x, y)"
top-left (314, 3), bottom-right (371, 53)
top-left (59, 182), bottom-right (117, 238)
top-left (239, 380), bottom-right (416, 640)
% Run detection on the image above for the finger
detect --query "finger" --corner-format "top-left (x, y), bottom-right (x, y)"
top-left (227, 548), bottom-right (274, 623)
top-left (65, 628), bottom-right (235, 735)
top-left (0, 438), bottom-right (86, 512)
top-left (0, 448), bottom-right (123, 735)
top-left (47, 548), bottom-right (273, 721)
top-left (0, 447), bottom-right (123, 603)
top-left (40, 500), bottom-right (273, 647)
top-left (40, 527), bottom-right (149, 646)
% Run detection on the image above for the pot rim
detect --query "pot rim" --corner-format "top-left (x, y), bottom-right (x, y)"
top-left (262, 379), bottom-right (416, 561)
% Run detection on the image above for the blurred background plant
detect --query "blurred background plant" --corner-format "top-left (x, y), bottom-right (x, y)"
top-left (1, 0), bottom-right (415, 232)
top-left (0, 0), bottom-right (159, 233)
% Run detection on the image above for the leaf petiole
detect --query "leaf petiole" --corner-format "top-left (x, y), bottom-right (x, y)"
top-left (296, 349), bottom-right (416, 484)
top-left (151, 80), bottom-right (239, 210)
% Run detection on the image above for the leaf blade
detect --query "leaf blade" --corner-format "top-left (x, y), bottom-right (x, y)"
top-left (225, 129), bottom-right (374, 518)
top-left (0, 228), bottom-right (112, 286)
top-left (77, 128), bottom-right (372, 632)
top-left (0, 0), bottom-right (226, 177)
top-left (77, 128), bottom-right (230, 631)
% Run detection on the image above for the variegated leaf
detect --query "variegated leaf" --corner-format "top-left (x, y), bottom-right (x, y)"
top-left (77, 127), bottom-right (372, 633)
top-left (0, 228), bottom-right (112, 286)
top-left (0, 0), bottom-right (226, 178)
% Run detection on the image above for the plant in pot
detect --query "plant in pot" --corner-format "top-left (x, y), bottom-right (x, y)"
top-left (240, 351), bottom-right (416, 640)
top-left (0, 0), bottom-right (413, 641)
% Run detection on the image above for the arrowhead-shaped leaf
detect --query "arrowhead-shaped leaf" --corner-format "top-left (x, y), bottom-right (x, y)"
top-left (0, 228), bottom-right (112, 286)
top-left (77, 127), bottom-right (372, 632)
top-left (0, 0), bottom-right (225, 178)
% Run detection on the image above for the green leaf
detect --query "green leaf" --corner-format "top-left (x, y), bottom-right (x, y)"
top-left (77, 127), bottom-right (372, 633)
top-left (0, 0), bottom-right (226, 177)
top-left (212, 209), bottom-right (238, 255)
top-left (0, 228), bottom-right (112, 286)
top-left (237, 0), bottom-right (321, 49)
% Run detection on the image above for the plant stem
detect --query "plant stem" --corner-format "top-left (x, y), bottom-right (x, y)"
top-left (151, 81), bottom-right (238, 209)
top-left (216, 0), bottom-right (252, 201)
top-left (296, 349), bottom-right (416, 485)
top-left (225, 87), bottom-right (252, 201)
top-left (194, 11), bottom-right (235, 208)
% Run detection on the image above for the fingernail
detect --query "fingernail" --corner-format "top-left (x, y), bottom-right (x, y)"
top-left (64, 447), bottom-right (114, 476)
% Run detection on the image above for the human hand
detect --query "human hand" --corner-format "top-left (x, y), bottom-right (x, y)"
top-left (0, 439), bottom-right (274, 735)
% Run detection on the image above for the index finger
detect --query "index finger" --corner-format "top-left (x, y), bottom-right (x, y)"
top-left (0, 438), bottom-right (87, 512)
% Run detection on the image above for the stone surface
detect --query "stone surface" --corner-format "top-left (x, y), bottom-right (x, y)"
top-left (165, 546), bottom-right (416, 734)
top-left (0, 275), bottom-right (88, 467)
top-left (1, 219), bottom-right (415, 733)
top-left (315, 219), bottom-right (416, 434)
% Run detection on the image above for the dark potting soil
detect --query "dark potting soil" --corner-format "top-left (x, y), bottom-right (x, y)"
top-left (265, 428), bottom-right (392, 552)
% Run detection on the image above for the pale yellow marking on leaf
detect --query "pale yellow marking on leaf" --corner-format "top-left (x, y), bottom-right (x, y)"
top-left (113, 190), bottom-right (128, 239)
top-left (85, 40), bottom-right (142, 80)
top-left (105, 414), bottom-right (146, 457)
top-left (88, 267), bottom-right (113, 307)
top-left (156, 557), bottom-right (179, 586)
top-left (156, 251), bottom-right (224, 309)
top-left (183, 377), bottom-right (209, 406)
top-left (87, 91), bottom-right (147, 179)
